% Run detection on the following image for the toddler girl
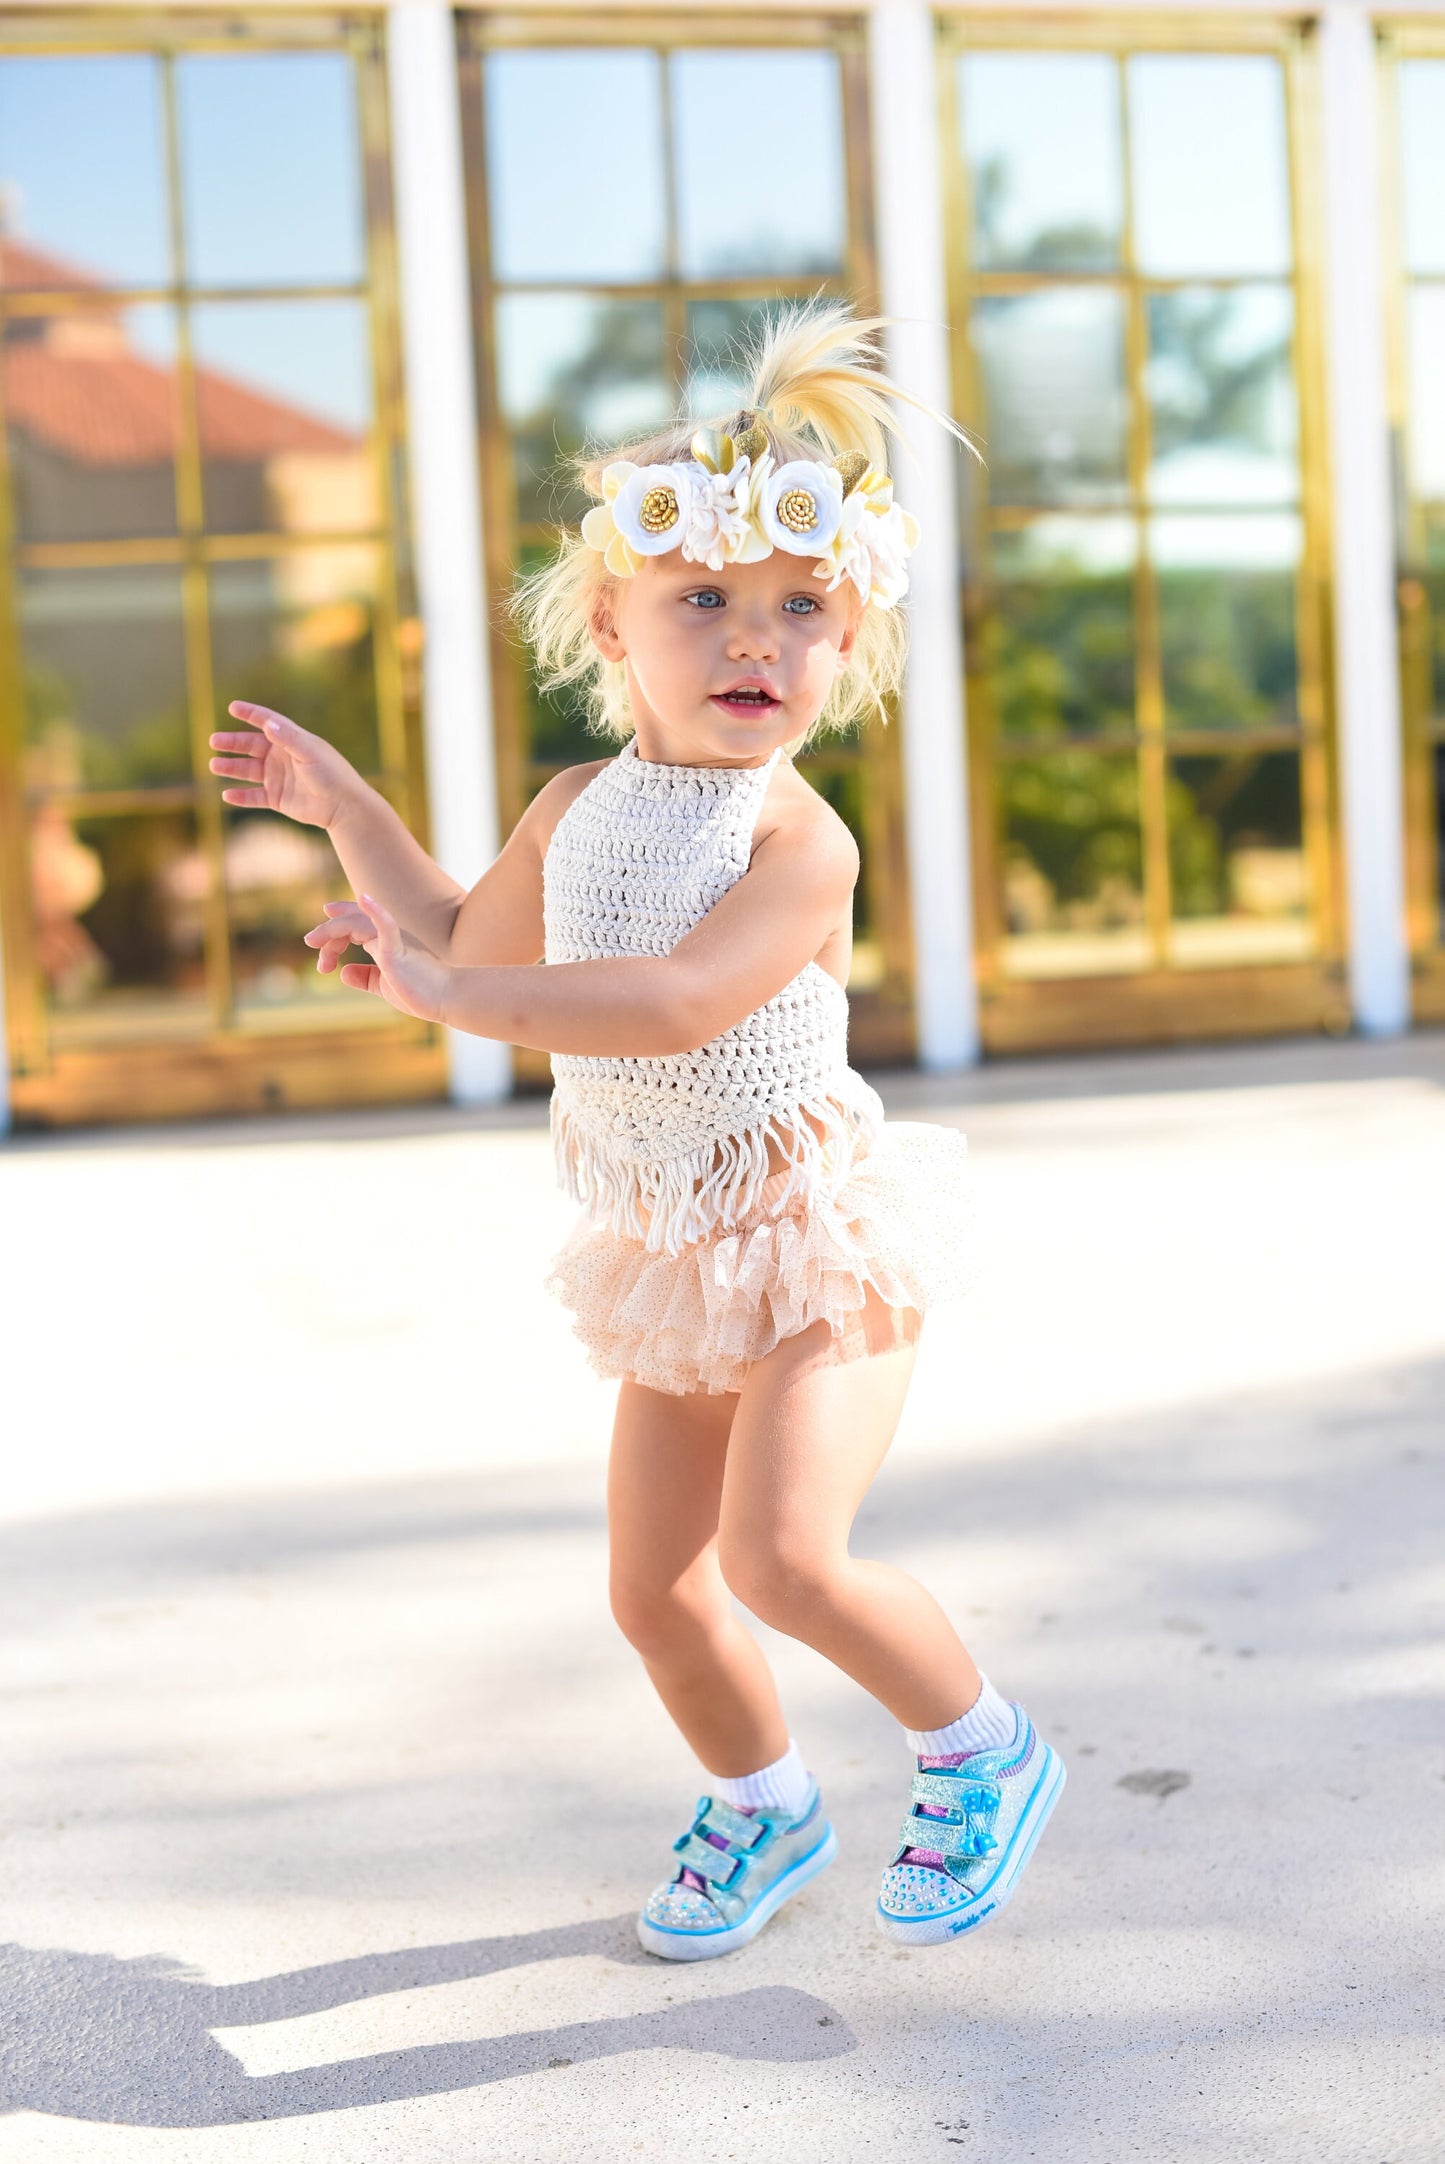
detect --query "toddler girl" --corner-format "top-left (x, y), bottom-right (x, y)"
top-left (208, 300), bottom-right (1064, 1959)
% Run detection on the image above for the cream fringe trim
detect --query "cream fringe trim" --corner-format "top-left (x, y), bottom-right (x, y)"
top-left (550, 1082), bottom-right (884, 1258)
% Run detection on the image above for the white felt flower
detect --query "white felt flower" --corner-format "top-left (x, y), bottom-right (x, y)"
top-left (609, 462), bottom-right (700, 558)
top-left (579, 461), bottom-right (647, 577)
top-left (813, 468), bottom-right (921, 607)
top-left (757, 460), bottom-right (844, 558)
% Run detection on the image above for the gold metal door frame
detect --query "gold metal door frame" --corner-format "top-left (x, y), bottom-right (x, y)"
top-left (938, 9), bottom-right (1346, 1055)
top-left (456, 9), bottom-right (918, 1082)
top-left (0, 9), bottom-right (444, 1127)
top-left (1378, 16), bottom-right (1445, 1024)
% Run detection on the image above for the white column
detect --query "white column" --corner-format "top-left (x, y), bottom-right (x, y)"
top-left (868, 0), bottom-right (979, 1069)
top-left (1320, 3), bottom-right (1411, 1036)
top-left (388, 0), bottom-right (511, 1102)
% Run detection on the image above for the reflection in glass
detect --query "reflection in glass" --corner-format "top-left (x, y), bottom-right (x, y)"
top-left (0, 57), bottom-right (169, 290)
top-left (972, 289), bottom-right (1128, 504)
top-left (20, 567), bottom-right (191, 792)
top-left (1167, 750), bottom-right (1311, 966)
top-left (1129, 55), bottom-right (1290, 278)
top-left (176, 53), bottom-right (364, 288)
top-left (495, 294), bottom-right (669, 526)
top-left (672, 51), bottom-right (845, 279)
top-left (683, 299), bottom-right (781, 416)
top-left (5, 305), bottom-right (179, 542)
top-left (1000, 751), bottom-right (1148, 977)
top-left (221, 806), bottom-right (372, 1021)
top-left (1154, 514), bottom-right (1301, 734)
top-left (1434, 745), bottom-right (1445, 928)
top-left (988, 518), bottom-right (1135, 742)
top-left (1147, 286), bottom-right (1297, 505)
top-left (32, 808), bottom-right (210, 1042)
top-left (485, 50), bottom-right (665, 285)
top-left (1399, 61), bottom-right (1445, 277)
top-left (1406, 288), bottom-right (1445, 503)
top-left (209, 551), bottom-right (381, 778)
top-left (804, 757), bottom-right (883, 992)
top-left (958, 51), bottom-right (1122, 271)
top-left (191, 300), bottom-right (375, 535)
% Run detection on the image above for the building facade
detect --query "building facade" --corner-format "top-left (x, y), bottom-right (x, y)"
top-left (0, 0), bottom-right (1438, 1129)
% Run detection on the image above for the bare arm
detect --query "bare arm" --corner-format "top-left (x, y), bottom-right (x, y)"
top-left (318, 797), bottom-right (858, 1056)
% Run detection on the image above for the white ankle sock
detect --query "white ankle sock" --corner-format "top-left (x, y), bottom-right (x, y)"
top-left (905, 1674), bottom-right (1016, 1758)
top-left (711, 1737), bottom-right (812, 1817)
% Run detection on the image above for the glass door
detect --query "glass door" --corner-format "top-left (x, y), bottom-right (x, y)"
top-left (939, 15), bottom-right (1345, 1053)
top-left (0, 13), bottom-right (442, 1125)
top-left (458, 11), bottom-right (917, 1075)
top-left (1381, 24), bottom-right (1445, 1022)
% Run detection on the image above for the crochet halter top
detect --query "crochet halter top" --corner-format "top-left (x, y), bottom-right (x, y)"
top-left (543, 736), bottom-right (886, 1257)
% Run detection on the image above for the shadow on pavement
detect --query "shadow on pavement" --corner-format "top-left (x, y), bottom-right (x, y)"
top-left (0, 1925), bottom-right (853, 2125)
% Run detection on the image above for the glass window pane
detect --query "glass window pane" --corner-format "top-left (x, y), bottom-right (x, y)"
top-left (1153, 514), bottom-right (1301, 734)
top-left (191, 299), bottom-right (376, 535)
top-left (5, 305), bottom-right (179, 542)
top-left (517, 540), bottom-right (606, 767)
top-left (32, 807), bottom-right (210, 1043)
top-left (1406, 288), bottom-right (1445, 503)
top-left (1399, 61), bottom-right (1445, 277)
top-left (972, 289), bottom-right (1128, 505)
top-left (0, 57), bottom-right (169, 290)
top-left (683, 298), bottom-right (781, 416)
top-left (999, 751), bottom-right (1148, 977)
top-left (1433, 745), bottom-right (1445, 932)
top-left (484, 50), bottom-right (664, 284)
top-left (176, 53), bottom-right (364, 288)
top-left (958, 51), bottom-right (1123, 272)
top-left (1147, 287), bottom-right (1298, 506)
top-left (208, 550), bottom-right (381, 778)
top-left (673, 50), bottom-right (846, 279)
top-left (495, 294), bottom-right (669, 527)
top-left (20, 566), bottom-right (191, 793)
top-left (1129, 55), bottom-right (1291, 278)
top-left (988, 518), bottom-right (1136, 742)
top-left (221, 806), bottom-right (378, 1024)
top-left (802, 755), bottom-right (885, 993)
top-left (1167, 750), bottom-right (1312, 966)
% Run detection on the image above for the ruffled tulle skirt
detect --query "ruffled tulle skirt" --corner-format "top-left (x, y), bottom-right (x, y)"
top-left (542, 1117), bottom-right (974, 1397)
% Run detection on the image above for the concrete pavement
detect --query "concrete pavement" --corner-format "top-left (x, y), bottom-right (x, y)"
top-left (2, 1036), bottom-right (1442, 2161)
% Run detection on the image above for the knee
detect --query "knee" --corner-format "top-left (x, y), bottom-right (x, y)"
top-left (608, 1565), bottom-right (728, 1662)
top-left (716, 1532), bottom-right (838, 1637)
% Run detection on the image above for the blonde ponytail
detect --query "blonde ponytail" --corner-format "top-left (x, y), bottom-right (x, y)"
top-left (509, 297), bottom-right (980, 750)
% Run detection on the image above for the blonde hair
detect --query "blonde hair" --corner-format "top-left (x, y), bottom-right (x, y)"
top-left (507, 298), bottom-right (980, 754)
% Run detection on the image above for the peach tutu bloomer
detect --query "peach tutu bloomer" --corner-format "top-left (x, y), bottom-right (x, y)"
top-left (540, 735), bottom-right (975, 1398)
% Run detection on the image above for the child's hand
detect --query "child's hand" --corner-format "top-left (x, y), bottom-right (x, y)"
top-left (306, 893), bottom-right (451, 1025)
top-left (208, 702), bottom-right (363, 831)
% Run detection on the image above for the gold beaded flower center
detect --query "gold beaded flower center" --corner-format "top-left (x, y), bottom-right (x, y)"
top-left (638, 485), bottom-right (680, 534)
top-left (777, 487), bottom-right (819, 534)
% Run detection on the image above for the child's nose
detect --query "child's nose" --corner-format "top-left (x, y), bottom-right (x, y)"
top-left (727, 614), bottom-right (779, 660)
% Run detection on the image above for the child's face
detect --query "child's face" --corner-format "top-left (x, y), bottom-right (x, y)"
top-left (591, 551), bottom-right (862, 762)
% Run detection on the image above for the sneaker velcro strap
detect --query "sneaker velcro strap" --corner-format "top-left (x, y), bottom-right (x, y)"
top-left (899, 1813), bottom-right (999, 1860)
top-left (699, 1796), bottom-right (767, 1848)
top-left (910, 1770), bottom-right (999, 1811)
top-left (673, 1833), bottom-right (745, 1886)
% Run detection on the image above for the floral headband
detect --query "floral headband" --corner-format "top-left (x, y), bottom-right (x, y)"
top-left (579, 416), bottom-right (920, 609)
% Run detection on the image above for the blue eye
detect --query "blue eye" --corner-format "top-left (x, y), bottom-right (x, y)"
top-left (784, 594), bottom-right (821, 615)
top-left (685, 589), bottom-right (725, 610)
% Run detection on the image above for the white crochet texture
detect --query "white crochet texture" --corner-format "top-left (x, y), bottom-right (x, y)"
top-left (542, 735), bottom-right (886, 1258)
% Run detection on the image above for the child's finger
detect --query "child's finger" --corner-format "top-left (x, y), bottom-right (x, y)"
top-left (339, 961), bottom-right (381, 993)
top-left (357, 892), bottom-right (400, 959)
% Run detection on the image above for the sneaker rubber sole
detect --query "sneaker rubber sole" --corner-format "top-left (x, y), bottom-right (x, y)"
top-left (875, 1746), bottom-right (1066, 1946)
top-left (636, 1822), bottom-right (839, 1961)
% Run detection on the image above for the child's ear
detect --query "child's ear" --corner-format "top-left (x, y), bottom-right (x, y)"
top-left (588, 583), bottom-right (625, 662)
top-left (835, 593), bottom-right (863, 664)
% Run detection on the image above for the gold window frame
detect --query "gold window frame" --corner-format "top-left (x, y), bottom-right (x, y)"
top-left (1378, 16), bottom-right (1445, 1024)
top-left (0, 9), bottom-right (444, 1127)
top-left (456, 8), bottom-right (919, 1081)
top-left (937, 9), bottom-right (1347, 1055)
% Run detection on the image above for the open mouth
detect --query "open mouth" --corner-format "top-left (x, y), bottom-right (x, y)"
top-left (712, 687), bottom-right (780, 711)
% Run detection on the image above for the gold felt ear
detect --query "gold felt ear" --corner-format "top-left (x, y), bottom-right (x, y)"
top-left (691, 427), bottom-right (724, 474)
top-left (834, 450), bottom-right (870, 494)
top-left (731, 413), bottom-right (770, 463)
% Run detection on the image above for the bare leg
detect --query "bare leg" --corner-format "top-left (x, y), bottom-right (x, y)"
top-left (717, 1285), bottom-right (981, 1733)
top-left (607, 1377), bottom-right (790, 1777)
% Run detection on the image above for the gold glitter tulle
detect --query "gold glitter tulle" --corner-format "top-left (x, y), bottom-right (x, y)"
top-left (542, 1119), bottom-right (974, 1397)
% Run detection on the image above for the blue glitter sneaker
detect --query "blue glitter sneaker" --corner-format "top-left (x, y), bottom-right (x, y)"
top-left (876, 1704), bottom-right (1065, 1944)
top-left (637, 1778), bottom-right (838, 1961)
